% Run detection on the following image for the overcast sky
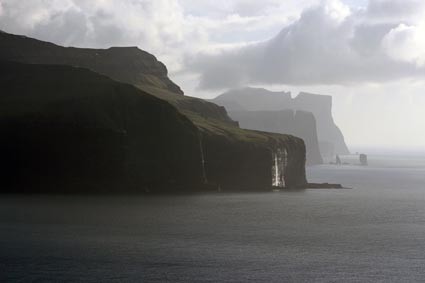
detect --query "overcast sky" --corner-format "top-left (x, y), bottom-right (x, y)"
top-left (1, 0), bottom-right (424, 150)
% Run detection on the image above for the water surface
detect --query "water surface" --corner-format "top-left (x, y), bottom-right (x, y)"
top-left (1, 155), bottom-right (425, 282)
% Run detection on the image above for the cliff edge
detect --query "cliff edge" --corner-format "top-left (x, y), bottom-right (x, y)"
top-left (0, 31), bottom-right (183, 95)
top-left (0, 62), bottom-right (200, 193)
top-left (0, 33), bottom-right (308, 192)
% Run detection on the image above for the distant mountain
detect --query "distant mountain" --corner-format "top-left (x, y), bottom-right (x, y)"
top-left (215, 88), bottom-right (293, 110)
top-left (0, 31), bottom-right (183, 95)
top-left (230, 110), bottom-right (323, 165)
top-left (213, 87), bottom-right (350, 156)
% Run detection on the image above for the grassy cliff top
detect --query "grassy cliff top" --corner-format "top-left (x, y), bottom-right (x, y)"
top-left (0, 31), bottom-right (183, 95)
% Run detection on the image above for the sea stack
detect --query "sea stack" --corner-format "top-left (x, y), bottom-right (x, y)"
top-left (360, 154), bottom-right (368, 166)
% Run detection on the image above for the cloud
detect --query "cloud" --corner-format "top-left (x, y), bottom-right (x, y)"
top-left (189, 0), bottom-right (425, 90)
top-left (366, 0), bottom-right (425, 23)
top-left (0, 0), bottom-right (319, 73)
top-left (382, 23), bottom-right (425, 67)
top-left (2, 0), bottom-right (425, 90)
top-left (0, 0), bottom-right (202, 72)
top-left (179, 0), bottom-right (317, 18)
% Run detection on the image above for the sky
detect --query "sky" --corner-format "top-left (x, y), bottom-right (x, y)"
top-left (0, 0), bottom-right (424, 150)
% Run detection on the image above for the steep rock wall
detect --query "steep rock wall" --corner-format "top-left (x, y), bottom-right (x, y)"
top-left (0, 62), bottom-right (201, 193)
top-left (0, 32), bottom-right (309, 192)
top-left (199, 128), bottom-right (307, 190)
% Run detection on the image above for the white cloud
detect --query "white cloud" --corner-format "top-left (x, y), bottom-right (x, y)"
top-left (188, 0), bottom-right (425, 90)
top-left (0, 0), bottom-right (319, 72)
top-left (382, 23), bottom-right (425, 67)
top-left (0, 0), bottom-right (202, 72)
top-left (3, 0), bottom-right (424, 86)
top-left (324, 0), bottom-right (351, 22)
top-left (179, 0), bottom-right (318, 18)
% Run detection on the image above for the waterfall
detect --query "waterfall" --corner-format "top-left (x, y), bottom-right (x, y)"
top-left (272, 151), bottom-right (281, 187)
top-left (282, 149), bottom-right (287, 187)
top-left (199, 134), bottom-right (208, 184)
top-left (274, 154), bottom-right (279, 186)
top-left (272, 148), bottom-right (288, 188)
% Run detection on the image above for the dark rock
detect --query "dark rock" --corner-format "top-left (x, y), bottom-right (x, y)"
top-left (0, 33), bottom-right (309, 193)
top-left (200, 129), bottom-right (307, 190)
top-left (305, 183), bottom-right (347, 189)
top-left (0, 62), bottom-right (201, 193)
top-left (359, 154), bottom-right (368, 166)
top-left (336, 154), bottom-right (342, 165)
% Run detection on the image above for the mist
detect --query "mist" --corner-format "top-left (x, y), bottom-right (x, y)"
top-left (2, 0), bottom-right (425, 149)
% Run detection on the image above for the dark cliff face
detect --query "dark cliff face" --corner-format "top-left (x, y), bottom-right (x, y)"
top-left (213, 87), bottom-right (350, 156)
top-left (0, 33), bottom-right (308, 192)
top-left (0, 31), bottom-right (183, 95)
top-left (0, 62), bottom-right (201, 193)
top-left (229, 110), bottom-right (323, 165)
top-left (200, 128), bottom-right (307, 190)
top-left (141, 86), bottom-right (307, 189)
top-left (0, 61), bottom-right (307, 192)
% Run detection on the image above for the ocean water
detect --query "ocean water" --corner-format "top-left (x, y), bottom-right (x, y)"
top-left (1, 155), bottom-right (425, 282)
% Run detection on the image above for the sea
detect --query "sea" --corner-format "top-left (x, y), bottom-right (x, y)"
top-left (1, 153), bottom-right (425, 282)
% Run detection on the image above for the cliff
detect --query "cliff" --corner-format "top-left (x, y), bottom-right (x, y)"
top-left (0, 62), bottom-right (201, 193)
top-left (229, 110), bottom-right (323, 165)
top-left (0, 31), bottom-right (183, 95)
top-left (0, 33), bottom-right (308, 192)
top-left (213, 87), bottom-right (350, 156)
top-left (140, 86), bottom-right (307, 189)
top-left (294, 92), bottom-right (349, 156)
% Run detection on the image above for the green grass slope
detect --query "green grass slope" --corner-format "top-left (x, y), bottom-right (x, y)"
top-left (0, 31), bottom-right (183, 95)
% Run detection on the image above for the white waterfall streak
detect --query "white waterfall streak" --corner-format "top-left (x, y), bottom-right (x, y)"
top-left (272, 148), bottom-right (287, 188)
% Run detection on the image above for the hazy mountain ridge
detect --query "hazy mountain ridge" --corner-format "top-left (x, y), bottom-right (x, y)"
top-left (230, 109), bottom-right (323, 165)
top-left (213, 87), bottom-right (350, 156)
